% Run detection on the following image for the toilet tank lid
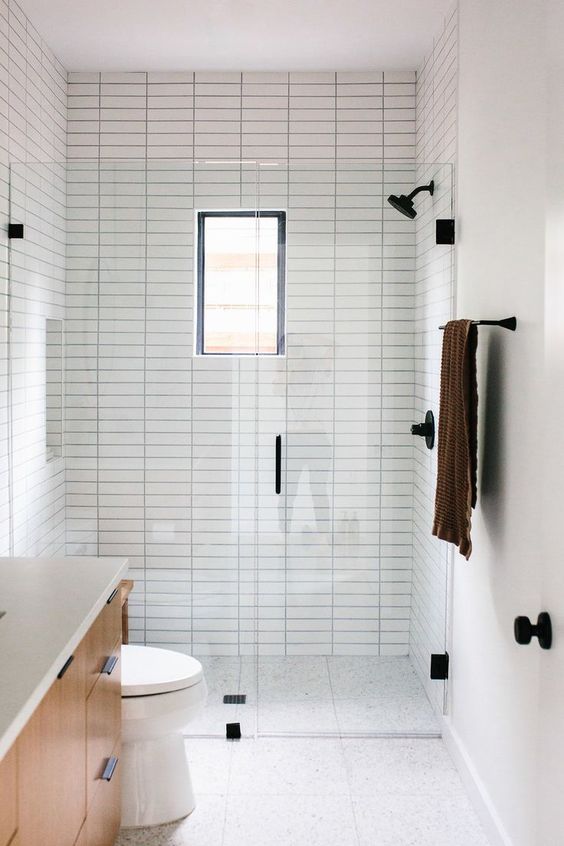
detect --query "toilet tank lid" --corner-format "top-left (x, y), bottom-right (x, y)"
top-left (121, 644), bottom-right (204, 696)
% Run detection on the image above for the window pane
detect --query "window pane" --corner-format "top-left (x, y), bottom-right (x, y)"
top-left (200, 214), bottom-right (283, 355)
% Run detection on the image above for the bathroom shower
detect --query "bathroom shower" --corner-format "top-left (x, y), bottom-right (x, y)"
top-left (387, 179), bottom-right (434, 218)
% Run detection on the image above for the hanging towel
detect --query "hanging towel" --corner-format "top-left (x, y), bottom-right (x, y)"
top-left (432, 319), bottom-right (478, 559)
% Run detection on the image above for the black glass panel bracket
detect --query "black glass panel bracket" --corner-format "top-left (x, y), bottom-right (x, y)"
top-left (226, 722), bottom-right (242, 740)
top-left (223, 694), bottom-right (246, 704)
top-left (436, 218), bottom-right (455, 245)
top-left (430, 653), bottom-right (449, 680)
top-left (8, 223), bottom-right (24, 239)
top-left (439, 317), bottom-right (517, 331)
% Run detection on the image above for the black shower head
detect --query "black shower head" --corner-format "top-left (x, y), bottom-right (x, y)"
top-left (387, 180), bottom-right (434, 219)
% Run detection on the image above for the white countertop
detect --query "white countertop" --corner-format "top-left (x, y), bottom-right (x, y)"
top-left (0, 556), bottom-right (128, 760)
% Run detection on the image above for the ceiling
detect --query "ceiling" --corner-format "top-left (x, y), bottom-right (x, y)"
top-left (20, 0), bottom-right (453, 72)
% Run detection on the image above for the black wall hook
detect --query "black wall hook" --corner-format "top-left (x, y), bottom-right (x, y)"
top-left (514, 612), bottom-right (552, 650)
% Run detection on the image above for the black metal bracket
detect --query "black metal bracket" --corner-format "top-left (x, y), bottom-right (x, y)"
top-left (8, 223), bottom-right (24, 239)
top-left (226, 722), bottom-right (241, 740)
top-left (411, 410), bottom-right (435, 450)
top-left (436, 219), bottom-right (455, 245)
top-left (430, 653), bottom-right (449, 680)
top-left (514, 612), bottom-right (552, 650)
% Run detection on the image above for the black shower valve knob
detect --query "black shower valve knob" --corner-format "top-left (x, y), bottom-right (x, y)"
top-left (514, 612), bottom-right (552, 650)
top-left (410, 410), bottom-right (435, 450)
top-left (411, 422), bottom-right (432, 437)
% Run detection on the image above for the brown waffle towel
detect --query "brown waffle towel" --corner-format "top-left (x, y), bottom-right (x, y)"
top-left (432, 319), bottom-right (478, 559)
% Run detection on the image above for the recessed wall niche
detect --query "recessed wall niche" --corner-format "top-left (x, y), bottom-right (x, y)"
top-left (45, 318), bottom-right (63, 461)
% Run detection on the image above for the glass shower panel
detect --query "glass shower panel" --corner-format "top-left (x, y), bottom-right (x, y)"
top-left (187, 162), bottom-right (259, 737)
top-left (253, 160), bottom-right (454, 737)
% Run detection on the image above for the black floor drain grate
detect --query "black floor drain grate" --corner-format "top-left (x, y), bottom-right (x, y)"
top-left (223, 694), bottom-right (246, 704)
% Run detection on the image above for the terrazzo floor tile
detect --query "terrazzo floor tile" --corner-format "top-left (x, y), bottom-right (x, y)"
top-left (327, 656), bottom-right (426, 699)
top-left (257, 656), bottom-right (333, 701)
top-left (222, 792), bottom-right (359, 846)
top-left (228, 738), bottom-right (349, 796)
top-left (333, 691), bottom-right (440, 735)
top-left (115, 794), bottom-right (227, 846)
top-left (186, 738), bottom-right (233, 795)
top-left (341, 738), bottom-right (465, 797)
top-left (256, 698), bottom-right (339, 733)
top-left (352, 792), bottom-right (491, 846)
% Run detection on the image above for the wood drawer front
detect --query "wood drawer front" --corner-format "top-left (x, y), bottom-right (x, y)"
top-left (86, 641), bottom-right (121, 810)
top-left (0, 745), bottom-right (17, 846)
top-left (85, 588), bottom-right (121, 697)
top-left (18, 642), bottom-right (86, 846)
top-left (85, 742), bottom-right (121, 846)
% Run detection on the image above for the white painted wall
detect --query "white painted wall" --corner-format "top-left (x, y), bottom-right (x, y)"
top-left (449, 1), bottom-right (559, 844)
top-left (538, 0), bottom-right (564, 840)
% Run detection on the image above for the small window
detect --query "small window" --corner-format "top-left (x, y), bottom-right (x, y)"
top-left (196, 211), bottom-right (286, 355)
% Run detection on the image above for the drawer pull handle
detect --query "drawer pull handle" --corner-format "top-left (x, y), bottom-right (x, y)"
top-left (101, 654), bottom-right (119, 675)
top-left (106, 587), bottom-right (119, 605)
top-left (57, 654), bottom-right (74, 679)
top-left (101, 756), bottom-right (118, 782)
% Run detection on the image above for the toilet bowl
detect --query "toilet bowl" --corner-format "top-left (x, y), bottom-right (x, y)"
top-left (121, 644), bottom-right (207, 828)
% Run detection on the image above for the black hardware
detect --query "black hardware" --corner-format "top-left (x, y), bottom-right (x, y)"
top-left (430, 653), bottom-right (449, 680)
top-left (275, 434), bottom-right (281, 495)
top-left (106, 587), bottom-right (118, 604)
top-left (101, 756), bottom-right (119, 781)
top-left (436, 219), bottom-right (455, 245)
top-left (8, 223), bottom-right (24, 239)
top-left (101, 654), bottom-right (119, 675)
top-left (57, 654), bottom-right (74, 679)
top-left (439, 317), bottom-right (517, 331)
top-left (226, 722), bottom-right (241, 740)
top-left (387, 181), bottom-right (434, 220)
top-left (411, 410), bottom-right (435, 450)
top-left (514, 612), bottom-right (552, 650)
top-left (223, 694), bottom-right (246, 704)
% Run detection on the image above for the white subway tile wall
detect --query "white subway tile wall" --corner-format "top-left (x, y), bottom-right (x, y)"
top-left (411, 5), bottom-right (458, 712)
top-left (0, 0), bottom-right (67, 558)
top-left (65, 70), bottom-right (422, 657)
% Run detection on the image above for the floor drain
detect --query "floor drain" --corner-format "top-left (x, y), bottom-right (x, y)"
top-left (223, 694), bottom-right (246, 704)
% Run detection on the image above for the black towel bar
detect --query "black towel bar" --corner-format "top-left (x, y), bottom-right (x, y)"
top-left (438, 317), bottom-right (517, 331)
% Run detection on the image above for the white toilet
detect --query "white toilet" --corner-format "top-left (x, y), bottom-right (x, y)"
top-left (121, 644), bottom-right (207, 828)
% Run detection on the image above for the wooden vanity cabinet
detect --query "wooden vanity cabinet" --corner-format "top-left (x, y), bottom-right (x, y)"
top-left (17, 641), bottom-right (87, 846)
top-left (0, 745), bottom-right (17, 846)
top-left (3, 584), bottom-right (122, 846)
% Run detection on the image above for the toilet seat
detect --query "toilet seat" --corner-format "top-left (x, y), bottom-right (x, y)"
top-left (122, 644), bottom-right (203, 697)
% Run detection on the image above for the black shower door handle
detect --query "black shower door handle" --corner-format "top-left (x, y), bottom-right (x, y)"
top-left (275, 435), bottom-right (281, 494)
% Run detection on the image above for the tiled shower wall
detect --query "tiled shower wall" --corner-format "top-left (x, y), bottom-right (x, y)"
top-left (0, 0), bottom-right (67, 558)
top-left (411, 5), bottom-right (458, 711)
top-left (65, 71), bottom-right (419, 656)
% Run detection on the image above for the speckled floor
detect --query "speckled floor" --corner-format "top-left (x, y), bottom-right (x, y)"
top-left (116, 737), bottom-right (491, 846)
top-left (184, 656), bottom-right (441, 738)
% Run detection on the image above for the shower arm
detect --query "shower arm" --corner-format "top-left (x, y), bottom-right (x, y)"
top-left (407, 181), bottom-right (434, 200)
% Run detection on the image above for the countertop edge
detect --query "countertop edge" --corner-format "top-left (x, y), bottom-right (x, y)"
top-left (0, 557), bottom-right (129, 761)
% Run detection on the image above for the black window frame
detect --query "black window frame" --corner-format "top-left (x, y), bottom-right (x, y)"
top-left (196, 210), bottom-right (286, 356)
